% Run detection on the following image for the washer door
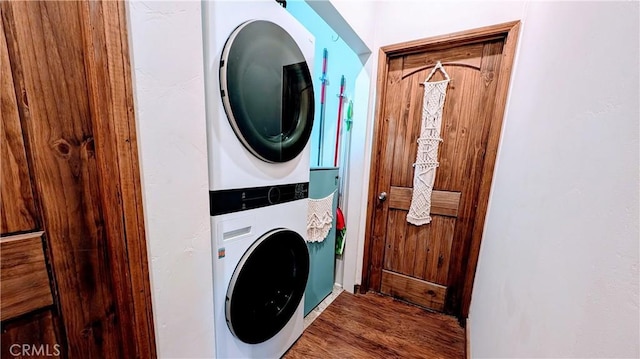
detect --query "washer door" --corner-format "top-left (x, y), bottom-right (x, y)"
top-left (220, 20), bottom-right (315, 163)
top-left (226, 228), bottom-right (310, 344)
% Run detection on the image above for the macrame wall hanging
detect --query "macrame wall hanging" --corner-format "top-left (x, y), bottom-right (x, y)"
top-left (307, 191), bottom-right (335, 242)
top-left (407, 61), bottom-right (450, 226)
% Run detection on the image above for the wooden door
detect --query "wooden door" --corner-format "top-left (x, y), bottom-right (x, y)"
top-left (363, 22), bottom-right (520, 318)
top-left (1, 1), bottom-right (155, 357)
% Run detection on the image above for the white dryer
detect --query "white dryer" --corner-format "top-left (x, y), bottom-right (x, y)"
top-left (203, 0), bottom-right (315, 191)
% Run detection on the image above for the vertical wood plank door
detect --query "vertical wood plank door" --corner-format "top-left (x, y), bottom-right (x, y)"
top-left (0, 1), bottom-right (155, 357)
top-left (363, 22), bottom-right (520, 319)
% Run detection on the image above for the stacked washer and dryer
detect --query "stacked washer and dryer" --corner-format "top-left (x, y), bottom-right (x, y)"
top-left (202, 1), bottom-right (315, 358)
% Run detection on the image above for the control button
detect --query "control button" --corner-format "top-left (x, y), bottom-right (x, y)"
top-left (294, 183), bottom-right (306, 199)
top-left (268, 187), bottom-right (281, 204)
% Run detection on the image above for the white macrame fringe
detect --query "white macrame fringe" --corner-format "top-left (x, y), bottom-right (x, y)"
top-left (407, 62), bottom-right (450, 226)
top-left (307, 191), bottom-right (335, 242)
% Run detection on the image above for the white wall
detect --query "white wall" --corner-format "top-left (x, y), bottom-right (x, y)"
top-left (127, 2), bottom-right (215, 358)
top-left (469, 2), bottom-right (639, 358)
top-left (338, 1), bottom-right (640, 357)
top-left (329, 0), bottom-right (376, 50)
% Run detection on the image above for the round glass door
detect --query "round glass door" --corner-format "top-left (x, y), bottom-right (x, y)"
top-left (220, 20), bottom-right (315, 163)
top-left (226, 228), bottom-right (310, 344)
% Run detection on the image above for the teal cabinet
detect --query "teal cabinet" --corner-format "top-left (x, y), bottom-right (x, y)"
top-left (304, 167), bottom-right (339, 316)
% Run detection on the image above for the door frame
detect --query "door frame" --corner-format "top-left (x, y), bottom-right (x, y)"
top-left (361, 21), bottom-right (520, 319)
top-left (84, 2), bottom-right (157, 355)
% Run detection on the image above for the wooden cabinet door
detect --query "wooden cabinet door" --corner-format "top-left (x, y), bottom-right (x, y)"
top-left (364, 23), bottom-right (519, 318)
top-left (1, 2), bottom-right (155, 357)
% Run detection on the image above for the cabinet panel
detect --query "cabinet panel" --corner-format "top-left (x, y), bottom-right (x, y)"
top-left (1, 310), bottom-right (62, 359)
top-left (0, 232), bottom-right (53, 321)
top-left (1, 22), bottom-right (37, 235)
top-left (304, 168), bottom-right (339, 316)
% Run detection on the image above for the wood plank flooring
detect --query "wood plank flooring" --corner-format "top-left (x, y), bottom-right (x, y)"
top-left (285, 292), bottom-right (465, 359)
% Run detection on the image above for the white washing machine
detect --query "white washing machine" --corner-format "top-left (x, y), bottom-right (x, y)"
top-left (211, 200), bottom-right (309, 358)
top-left (203, 0), bottom-right (315, 191)
top-left (202, 1), bottom-right (314, 357)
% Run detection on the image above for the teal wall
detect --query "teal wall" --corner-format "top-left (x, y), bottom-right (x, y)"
top-left (286, 0), bottom-right (363, 168)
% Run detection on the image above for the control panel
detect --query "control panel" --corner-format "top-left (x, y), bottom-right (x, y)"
top-left (210, 182), bottom-right (309, 216)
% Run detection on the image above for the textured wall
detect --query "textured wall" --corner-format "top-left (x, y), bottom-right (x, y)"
top-left (468, 2), bottom-right (639, 357)
top-left (127, 2), bottom-right (215, 357)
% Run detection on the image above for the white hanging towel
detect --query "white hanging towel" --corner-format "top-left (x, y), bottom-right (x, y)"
top-left (407, 62), bottom-right (450, 226)
top-left (306, 191), bottom-right (335, 242)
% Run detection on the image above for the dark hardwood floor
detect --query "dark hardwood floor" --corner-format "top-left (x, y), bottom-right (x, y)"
top-left (285, 292), bottom-right (465, 359)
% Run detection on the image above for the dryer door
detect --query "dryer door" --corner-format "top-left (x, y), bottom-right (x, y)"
top-left (226, 228), bottom-right (310, 344)
top-left (220, 20), bottom-right (315, 163)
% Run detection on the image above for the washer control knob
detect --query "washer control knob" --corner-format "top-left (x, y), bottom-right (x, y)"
top-left (268, 187), bottom-right (281, 204)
